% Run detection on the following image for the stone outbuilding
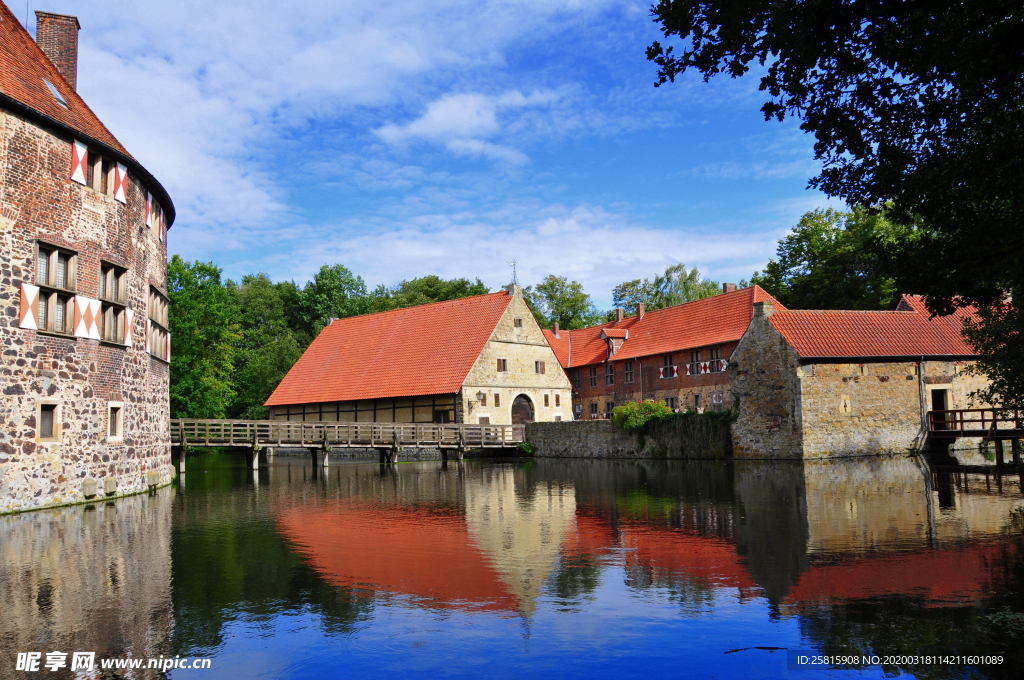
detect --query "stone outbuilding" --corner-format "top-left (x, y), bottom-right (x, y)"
top-left (2, 8), bottom-right (175, 512)
top-left (729, 296), bottom-right (988, 458)
top-left (266, 286), bottom-right (572, 425)
top-left (543, 284), bottom-right (783, 419)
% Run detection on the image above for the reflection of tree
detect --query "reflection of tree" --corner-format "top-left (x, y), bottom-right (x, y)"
top-left (545, 552), bottom-right (602, 608)
top-left (170, 463), bottom-right (373, 652)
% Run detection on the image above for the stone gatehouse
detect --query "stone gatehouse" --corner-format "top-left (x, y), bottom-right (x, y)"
top-left (729, 297), bottom-right (988, 458)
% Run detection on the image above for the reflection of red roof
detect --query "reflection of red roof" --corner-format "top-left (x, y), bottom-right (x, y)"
top-left (278, 503), bottom-right (519, 611)
top-left (786, 540), bottom-right (1018, 605)
top-left (266, 291), bottom-right (512, 405)
top-left (542, 286), bottom-right (782, 368)
top-left (769, 295), bottom-right (977, 359)
top-left (0, 5), bottom-right (128, 155)
top-left (619, 526), bottom-right (758, 596)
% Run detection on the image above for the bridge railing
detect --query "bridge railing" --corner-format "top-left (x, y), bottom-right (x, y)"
top-left (171, 419), bottom-right (524, 448)
top-left (928, 408), bottom-right (1023, 436)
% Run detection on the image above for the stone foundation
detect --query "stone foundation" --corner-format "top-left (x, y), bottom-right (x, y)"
top-left (526, 418), bottom-right (731, 459)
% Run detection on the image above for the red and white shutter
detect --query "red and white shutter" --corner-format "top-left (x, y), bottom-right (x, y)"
top-left (74, 296), bottom-right (101, 339)
top-left (700, 361), bottom-right (709, 374)
top-left (113, 163), bottom-right (127, 203)
top-left (658, 366), bottom-right (665, 378)
top-left (146, 319), bottom-right (151, 353)
top-left (166, 332), bottom-right (171, 363)
top-left (685, 364), bottom-right (691, 376)
top-left (19, 283), bottom-right (39, 329)
top-left (719, 359), bottom-right (727, 372)
top-left (70, 140), bottom-right (88, 185)
top-left (145, 192), bottom-right (153, 228)
top-left (124, 309), bottom-right (134, 347)
top-left (671, 366), bottom-right (679, 378)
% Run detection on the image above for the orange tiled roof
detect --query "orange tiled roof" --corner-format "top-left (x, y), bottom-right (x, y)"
top-left (0, 3), bottom-right (128, 156)
top-left (542, 285), bottom-right (783, 368)
top-left (768, 295), bottom-right (977, 358)
top-left (265, 291), bottom-right (513, 406)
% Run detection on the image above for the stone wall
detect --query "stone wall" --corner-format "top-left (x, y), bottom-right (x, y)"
top-left (526, 418), bottom-right (731, 459)
top-left (462, 288), bottom-right (573, 424)
top-left (729, 313), bottom-right (805, 458)
top-left (1, 109), bottom-right (172, 513)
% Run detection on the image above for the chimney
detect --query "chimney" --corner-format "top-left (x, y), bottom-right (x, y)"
top-left (35, 12), bottom-right (81, 91)
top-left (637, 302), bottom-right (644, 320)
top-left (753, 301), bottom-right (774, 318)
top-left (615, 307), bottom-right (624, 323)
top-left (552, 322), bottom-right (560, 338)
top-left (723, 283), bottom-right (737, 294)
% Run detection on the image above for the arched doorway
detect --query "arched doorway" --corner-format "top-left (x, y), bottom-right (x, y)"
top-left (511, 395), bottom-right (534, 424)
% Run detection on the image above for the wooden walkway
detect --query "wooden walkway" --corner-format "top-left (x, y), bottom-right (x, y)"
top-left (170, 419), bottom-right (525, 469)
top-left (929, 408), bottom-right (1023, 466)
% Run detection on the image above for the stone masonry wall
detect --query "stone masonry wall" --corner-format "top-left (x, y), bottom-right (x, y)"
top-left (1, 109), bottom-right (172, 514)
top-left (526, 419), bottom-right (731, 459)
top-left (729, 313), bottom-right (805, 458)
top-left (462, 288), bottom-right (573, 424)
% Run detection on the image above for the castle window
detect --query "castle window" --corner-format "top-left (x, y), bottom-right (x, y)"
top-left (100, 262), bottom-right (128, 344)
top-left (494, 394), bottom-right (500, 407)
top-left (148, 287), bottom-right (170, 361)
top-left (497, 358), bottom-right (508, 372)
top-left (514, 317), bottom-right (523, 328)
top-left (711, 392), bottom-right (725, 412)
top-left (604, 402), bottom-right (614, 419)
top-left (605, 364), bottom-right (614, 385)
top-left (624, 361), bottom-right (634, 383)
top-left (589, 403), bottom-right (598, 418)
top-left (589, 367), bottom-right (597, 387)
top-left (689, 351), bottom-right (701, 376)
top-left (544, 394), bottom-right (550, 407)
top-left (572, 369), bottom-right (581, 389)
top-left (108, 403), bottom-right (124, 439)
top-left (34, 242), bottom-right (76, 335)
top-left (37, 402), bottom-right (60, 440)
top-left (535, 361), bottom-right (546, 374)
top-left (480, 393), bottom-right (487, 407)
top-left (555, 394), bottom-right (560, 407)
top-left (666, 397), bottom-right (677, 411)
top-left (708, 347), bottom-right (722, 373)
top-left (479, 416), bottom-right (490, 424)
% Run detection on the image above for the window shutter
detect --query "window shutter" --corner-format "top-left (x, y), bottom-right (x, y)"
top-left (123, 308), bottom-right (134, 347)
top-left (540, 361), bottom-right (545, 374)
top-left (658, 366), bottom-right (664, 378)
top-left (166, 332), bottom-right (171, 363)
top-left (70, 140), bottom-right (88, 185)
top-left (19, 283), bottom-right (39, 329)
top-left (146, 319), bottom-right (151, 353)
top-left (497, 358), bottom-right (502, 371)
top-left (74, 296), bottom-right (101, 339)
top-left (685, 364), bottom-right (691, 376)
top-left (113, 163), bottom-right (127, 203)
top-left (671, 366), bottom-right (678, 378)
top-left (145, 192), bottom-right (152, 228)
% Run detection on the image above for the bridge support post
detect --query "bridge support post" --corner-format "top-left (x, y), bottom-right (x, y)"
top-left (995, 439), bottom-right (1005, 467)
top-left (178, 446), bottom-right (186, 473)
top-left (322, 445), bottom-right (330, 468)
top-left (246, 447), bottom-right (259, 470)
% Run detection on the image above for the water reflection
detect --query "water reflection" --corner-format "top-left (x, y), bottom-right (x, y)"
top-left (0, 491), bottom-right (174, 670)
top-left (3, 453), bottom-right (1023, 679)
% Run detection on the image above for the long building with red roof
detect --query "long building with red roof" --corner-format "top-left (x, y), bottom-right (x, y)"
top-left (266, 286), bottom-right (571, 425)
top-left (2, 5), bottom-right (176, 512)
top-left (541, 284), bottom-right (783, 419)
top-left (729, 295), bottom-right (990, 457)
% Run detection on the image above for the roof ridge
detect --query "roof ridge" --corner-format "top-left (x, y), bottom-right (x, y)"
top-left (325, 288), bottom-right (509, 324)
top-left (774, 309), bottom-right (918, 315)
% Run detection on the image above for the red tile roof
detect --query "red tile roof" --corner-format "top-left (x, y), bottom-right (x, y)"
top-left (768, 295), bottom-right (977, 358)
top-left (0, 4), bottom-right (128, 155)
top-left (266, 291), bottom-right (513, 406)
top-left (542, 285), bottom-right (783, 368)
top-left (0, 3), bottom-right (175, 224)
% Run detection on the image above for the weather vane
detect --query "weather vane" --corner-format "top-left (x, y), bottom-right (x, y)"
top-left (508, 259), bottom-right (519, 286)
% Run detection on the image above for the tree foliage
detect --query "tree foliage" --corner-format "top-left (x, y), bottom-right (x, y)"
top-left (749, 206), bottom-right (905, 310)
top-left (167, 256), bottom-right (239, 419)
top-left (613, 263), bottom-right (719, 311)
top-left (648, 1), bottom-right (1024, 402)
top-left (523, 276), bottom-right (603, 330)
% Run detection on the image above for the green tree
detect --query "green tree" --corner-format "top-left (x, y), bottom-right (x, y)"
top-left (167, 256), bottom-right (240, 419)
top-left (523, 276), bottom-right (603, 329)
top-left (612, 263), bottom-right (718, 312)
top-left (229, 273), bottom-right (304, 419)
top-left (749, 207), bottom-right (904, 310)
top-left (368, 275), bottom-right (490, 312)
top-left (298, 264), bottom-right (371, 337)
top-left (647, 0), bottom-right (1024, 402)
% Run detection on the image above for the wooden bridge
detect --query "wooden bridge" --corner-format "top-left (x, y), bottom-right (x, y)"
top-left (929, 408), bottom-right (1023, 466)
top-left (170, 419), bottom-right (525, 470)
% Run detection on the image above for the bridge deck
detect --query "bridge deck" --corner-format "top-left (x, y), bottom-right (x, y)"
top-left (928, 409), bottom-right (1023, 439)
top-left (171, 419), bottom-right (525, 449)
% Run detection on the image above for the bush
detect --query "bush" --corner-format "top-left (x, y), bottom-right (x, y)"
top-left (611, 400), bottom-right (675, 432)
top-left (516, 441), bottom-right (537, 456)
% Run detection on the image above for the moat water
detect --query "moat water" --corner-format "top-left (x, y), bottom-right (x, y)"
top-left (2, 453), bottom-right (1024, 679)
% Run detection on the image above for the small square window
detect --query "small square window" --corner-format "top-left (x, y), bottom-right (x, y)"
top-left (535, 361), bottom-right (546, 374)
top-left (544, 394), bottom-right (550, 407)
top-left (604, 364), bottom-right (614, 385)
top-left (494, 393), bottom-right (500, 407)
top-left (666, 397), bottom-right (677, 411)
top-left (555, 394), bottom-right (560, 407)
top-left (497, 358), bottom-right (508, 372)
top-left (624, 361), bottom-right (634, 383)
top-left (40, 404), bottom-right (56, 438)
top-left (604, 402), bottom-right (615, 418)
top-left (514, 318), bottom-right (523, 328)
top-left (572, 369), bottom-right (581, 389)
top-left (479, 416), bottom-right (490, 424)
top-left (108, 402), bottom-right (124, 439)
top-left (588, 367), bottom-right (597, 387)
top-left (555, 415), bottom-right (562, 421)
top-left (589, 403), bottom-right (598, 418)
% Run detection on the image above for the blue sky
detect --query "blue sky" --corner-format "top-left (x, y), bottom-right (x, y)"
top-left (30, 0), bottom-right (841, 308)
